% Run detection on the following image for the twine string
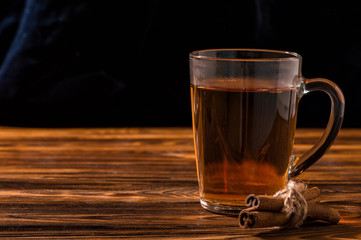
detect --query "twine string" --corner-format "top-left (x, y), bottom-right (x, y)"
top-left (273, 180), bottom-right (308, 228)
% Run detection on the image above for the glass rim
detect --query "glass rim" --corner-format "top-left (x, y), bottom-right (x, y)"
top-left (189, 48), bottom-right (301, 62)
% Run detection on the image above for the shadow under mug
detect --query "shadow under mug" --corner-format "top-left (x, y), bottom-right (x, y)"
top-left (189, 49), bottom-right (345, 214)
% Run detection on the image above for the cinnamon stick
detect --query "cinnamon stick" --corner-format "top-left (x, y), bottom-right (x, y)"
top-left (239, 210), bottom-right (288, 229)
top-left (245, 187), bottom-right (321, 212)
top-left (308, 197), bottom-right (321, 204)
top-left (307, 202), bottom-right (340, 224)
top-left (302, 187), bottom-right (321, 201)
top-left (239, 202), bottom-right (340, 229)
top-left (246, 194), bottom-right (284, 212)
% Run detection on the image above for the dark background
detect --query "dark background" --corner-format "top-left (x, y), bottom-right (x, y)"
top-left (0, 0), bottom-right (359, 127)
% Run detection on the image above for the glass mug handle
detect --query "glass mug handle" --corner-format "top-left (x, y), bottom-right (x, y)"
top-left (290, 78), bottom-right (345, 178)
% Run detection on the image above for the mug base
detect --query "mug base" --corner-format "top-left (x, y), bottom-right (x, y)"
top-left (200, 197), bottom-right (245, 216)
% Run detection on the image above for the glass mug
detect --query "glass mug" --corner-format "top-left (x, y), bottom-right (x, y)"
top-left (189, 49), bottom-right (345, 214)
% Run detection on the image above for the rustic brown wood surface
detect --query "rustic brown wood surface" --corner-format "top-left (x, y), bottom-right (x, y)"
top-left (0, 127), bottom-right (360, 239)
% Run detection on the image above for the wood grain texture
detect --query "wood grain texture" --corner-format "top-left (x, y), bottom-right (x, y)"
top-left (0, 127), bottom-right (360, 239)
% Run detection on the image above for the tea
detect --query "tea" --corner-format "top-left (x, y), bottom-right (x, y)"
top-left (191, 84), bottom-right (299, 208)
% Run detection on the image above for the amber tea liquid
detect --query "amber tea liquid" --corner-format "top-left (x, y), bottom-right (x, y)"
top-left (191, 84), bottom-right (299, 211)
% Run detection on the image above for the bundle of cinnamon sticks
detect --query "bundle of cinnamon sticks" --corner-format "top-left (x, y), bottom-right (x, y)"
top-left (239, 187), bottom-right (340, 229)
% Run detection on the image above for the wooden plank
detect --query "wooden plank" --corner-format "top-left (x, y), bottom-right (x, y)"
top-left (0, 127), bottom-right (359, 238)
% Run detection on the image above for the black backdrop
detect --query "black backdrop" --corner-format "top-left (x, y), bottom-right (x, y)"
top-left (0, 0), bottom-right (359, 127)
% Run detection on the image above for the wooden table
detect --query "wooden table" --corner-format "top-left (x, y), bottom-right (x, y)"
top-left (0, 127), bottom-right (360, 239)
